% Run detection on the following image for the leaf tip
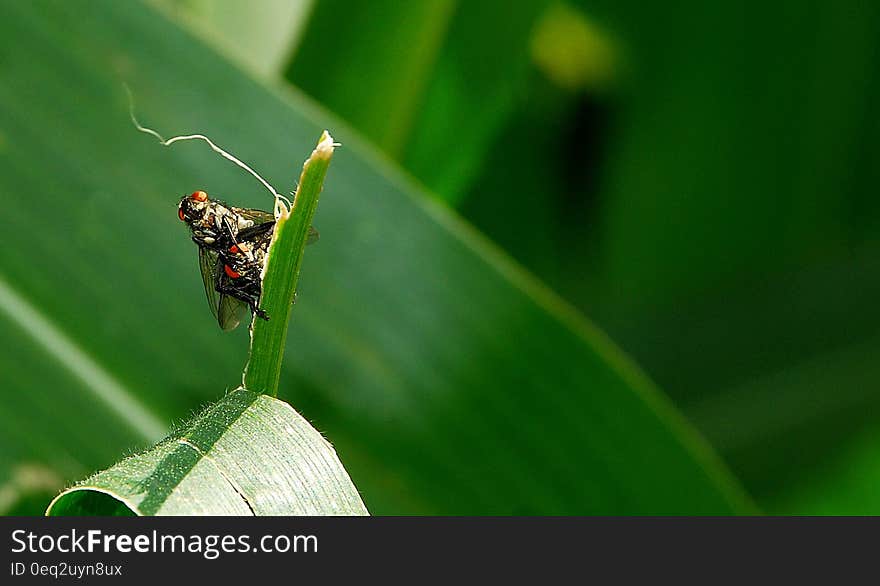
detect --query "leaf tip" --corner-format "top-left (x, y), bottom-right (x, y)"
top-left (312, 130), bottom-right (338, 161)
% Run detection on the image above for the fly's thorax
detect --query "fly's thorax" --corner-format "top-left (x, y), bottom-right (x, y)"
top-left (210, 205), bottom-right (254, 238)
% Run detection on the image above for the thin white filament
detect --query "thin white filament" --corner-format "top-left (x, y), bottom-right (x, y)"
top-left (125, 85), bottom-right (290, 216)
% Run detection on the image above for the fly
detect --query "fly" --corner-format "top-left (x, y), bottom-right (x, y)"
top-left (178, 190), bottom-right (318, 331)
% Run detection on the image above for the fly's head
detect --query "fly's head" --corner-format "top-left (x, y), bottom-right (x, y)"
top-left (178, 190), bottom-right (210, 227)
top-left (179, 190), bottom-right (225, 245)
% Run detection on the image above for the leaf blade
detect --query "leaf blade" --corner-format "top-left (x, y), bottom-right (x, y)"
top-left (47, 389), bottom-right (369, 516)
top-left (286, 0), bottom-right (550, 203)
top-left (244, 132), bottom-right (335, 396)
top-left (0, 0), bottom-right (749, 514)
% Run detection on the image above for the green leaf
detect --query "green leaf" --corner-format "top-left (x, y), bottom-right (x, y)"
top-left (649, 246), bottom-right (880, 510)
top-left (286, 0), bottom-right (550, 203)
top-left (245, 132), bottom-right (336, 395)
top-left (557, 0), bottom-right (880, 512)
top-left (47, 389), bottom-right (368, 515)
top-left (770, 425), bottom-right (880, 515)
top-left (572, 0), bottom-right (880, 310)
top-left (0, 0), bottom-right (748, 514)
top-left (286, 1), bottom-right (456, 158)
top-left (153, 0), bottom-right (313, 78)
top-left (401, 0), bottom-right (552, 202)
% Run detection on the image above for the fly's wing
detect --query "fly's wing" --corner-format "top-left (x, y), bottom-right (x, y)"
top-left (236, 220), bottom-right (275, 242)
top-left (231, 206), bottom-right (274, 225)
top-left (233, 207), bottom-right (319, 245)
top-left (217, 290), bottom-right (247, 332)
top-left (198, 246), bottom-right (221, 321)
top-left (198, 247), bottom-right (246, 331)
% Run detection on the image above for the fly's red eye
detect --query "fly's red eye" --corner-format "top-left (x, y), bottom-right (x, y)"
top-left (229, 245), bottom-right (239, 254)
top-left (178, 208), bottom-right (186, 221)
top-left (191, 190), bottom-right (208, 202)
top-left (224, 264), bottom-right (240, 279)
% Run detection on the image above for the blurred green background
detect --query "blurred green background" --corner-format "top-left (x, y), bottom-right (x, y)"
top-left (2, 0), bottom-right (879, 515)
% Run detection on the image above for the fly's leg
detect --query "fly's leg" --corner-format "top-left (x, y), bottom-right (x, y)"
top-left (211, 218), bottom-right (275, 321)
top-left (221, 216), bottom-right (241, 247)
top-left (191, 227), bottom-right (225, 247)
top-left (215, 273), bottom-right (269, 321)
top-left (220, 216), bottom-right (273, 246)
top-left (218, 281), bottom-right (267, 320)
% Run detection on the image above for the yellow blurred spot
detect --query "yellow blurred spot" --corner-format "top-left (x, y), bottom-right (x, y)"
top-left (531, 2), bottom-right (620, 92)
top-left (0, 464), bottom-right (62, 514)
